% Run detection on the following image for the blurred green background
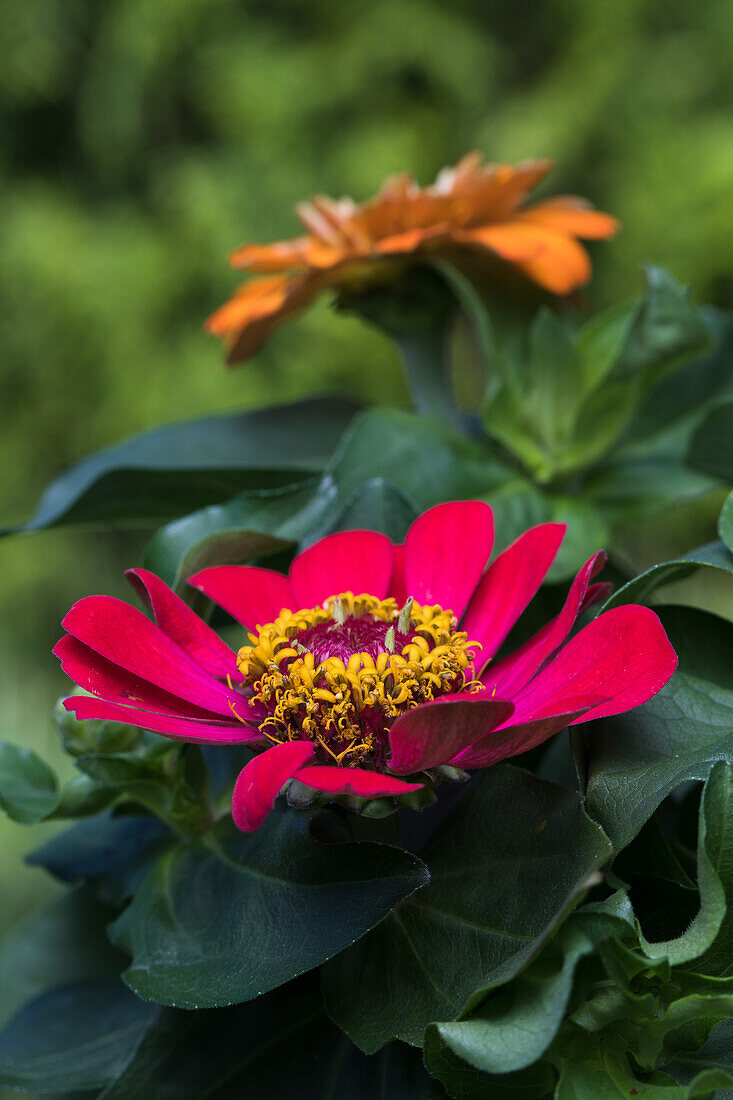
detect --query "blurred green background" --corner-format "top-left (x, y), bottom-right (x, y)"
top-left (2, 0), bottom-right (732, 958)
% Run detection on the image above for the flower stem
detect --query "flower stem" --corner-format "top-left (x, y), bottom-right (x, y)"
top-left (397, 327), bottom-right (461, 429)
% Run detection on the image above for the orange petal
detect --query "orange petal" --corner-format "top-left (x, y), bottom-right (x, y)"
top-left (514, 230), bottom-right (593, 295)
top-left (456, 222), bottom-right (593, 294)
top-left (518, 197), bottom-right (619, 239)
top-left (453, 223), bottom-right (549, 263)
top-left (296, 200), bottom-right (347, 247)
top-left (376, 223), bottom-right (451, 255)
top-left (451, 160), bottom-right (555, 221)
top-left (205, 273), bottom-right (326, 363)
top-left (229, 238), bottom-right (310, 272)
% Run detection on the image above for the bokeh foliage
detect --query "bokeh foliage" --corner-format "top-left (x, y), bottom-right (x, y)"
top-left (2, 0), bottom-right (733, 957)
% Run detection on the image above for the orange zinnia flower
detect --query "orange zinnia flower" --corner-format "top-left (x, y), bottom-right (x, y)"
top-left (206, 153), bottom-right (618, 364)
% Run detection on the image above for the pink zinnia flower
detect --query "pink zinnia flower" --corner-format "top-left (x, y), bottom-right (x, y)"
top-left (55, 502), bottom-right (677, 832)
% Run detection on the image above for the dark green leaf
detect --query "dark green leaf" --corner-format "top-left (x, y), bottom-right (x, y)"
top-left (612, 815), bottom-right (697, 942)
top-left (423, 922), bottom-right (594, 1078)
top-left (146, 408), bottom-right (511, 590)
top-left (143, 476), bottom-right (335, 588)
top-left (602, 542), bottom-right (733, 610)
top-left (0, 979), bottom-right (156, 1093)
top-left (7, 397), bottom-right (359, 533)
top-left (0, 739), bottom-right (59, 824)
top-left (27, 813), bottom-right (171, 905)
top-left (688, 400), bottom-right (733, 482)
top-left (99, 978), bottom-right (444, 1099)
top-left (322, 766), bottom-right (611, 1051)
top-left (0, 889), bottom-right (127, 1028)
top-left (577, 607), bottom-right (733, 850)
top-left (109, 808), bottom-right (429, 1008)
top-left (422, 1040), bottom-right (554, 1100)
top-left (324, 477), bottom-right (418, 543)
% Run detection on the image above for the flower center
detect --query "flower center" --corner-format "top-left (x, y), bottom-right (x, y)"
top-left (236, 592), bottom-right (479, 769)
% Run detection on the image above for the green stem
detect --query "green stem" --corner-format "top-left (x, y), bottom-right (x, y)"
top-left (397, 328), bottom-right (461, 428)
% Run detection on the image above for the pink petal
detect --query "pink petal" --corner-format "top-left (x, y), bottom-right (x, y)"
top-left (289, 530), bottom-right (394, 607)
top-left (388, 694), bottom-right (514, 774)
top-left (462, 523), bottom-right (566, 674)
top-left (404, 502), bottom-right (494, 618)
top-left (580, 581), bottom-right (613, 614)
top-left (61, 596), bottom-right (242, 718)
top-left (486, 550), bottom-right (607, 696)
top-left (511, 605), bottom-right (678, 724)
top-left (232, 741), bottom-right (316, 831)
top-left (126, 568), bottom-right (238, 678)
top-left (55, 635), bottom-right (225, 719)
top-left (294, 765), bottom-right (422, 798)
top-left (188, 565), bottom-right (294, 633)
top-left (389, 544), bottom-right (408, 606)
top-left (452, 696), bottom-right (606, 768)
top-left (64, 695), bottom-right (263, 744)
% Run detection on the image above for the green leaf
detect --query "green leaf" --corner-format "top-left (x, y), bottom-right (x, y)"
top-left (583, 455), bottom-right (721, 526)
top-left (688, 400), bottom-right (733, 482)
top-left (720, 491), bottom-right (733, 553)
top-left (0, 739), bottom-right (59, 823)
top-left (637, 992), bottom-right (733, 1072)
top-left (482, 268), bottom-right (711, 481)
top-left (99, 978), bottom-right (444, 1100)
top-left (526, 309), bottom-right (583, 451)
top-left (109, 808), bottom-right (429, 1008)
top-left (569, 268), bottom-right (709, 470)
top-left (666, 762), bottom-right (733, 975)
top-left (51, 773), bottom-right (118, 819)
top-left (143, 476), bottom-right (335, 589)
top-left (328, 407), bottom-right (510, 511)
top-left (551, 1028), bottom-right (733, 1098)
top-left (621, 307), bottom-right (733, 452)
top-left (73, 748), bottom-right (180, 824)
top-left (601, 541), bottom-right (733, 610)
top-left (601, 267), bottom-right (709, 386)
top-left (6, 397), bottom-right (359, 533)
top-left (0, 979), bottom-right (156, 1093)
top-left (423, 922), bottom-right (594, 1078)
top-left (610, 763), bottom-right (733, 976)
top-left (578, 606), bottom-right (733, 850)
top-left (574, 299), bottom-right (636, 393)
top-left (664, 1019), bottom-right (733, 1089)
top-left (322, 766), bottom-right (611, 1051)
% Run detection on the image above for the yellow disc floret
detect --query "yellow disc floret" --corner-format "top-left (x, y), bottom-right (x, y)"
top-left (236, 592), bottom-right (479, 768)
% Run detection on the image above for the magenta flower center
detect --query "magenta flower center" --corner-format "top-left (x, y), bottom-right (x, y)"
top-left (236, 592), bottom-right (478, 768)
